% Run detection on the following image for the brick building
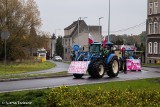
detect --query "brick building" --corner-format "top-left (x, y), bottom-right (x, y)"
top-left (146, 0), bottom-right (160, 63)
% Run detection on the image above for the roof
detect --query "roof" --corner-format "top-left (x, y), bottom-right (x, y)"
top-left (64, 20), bottom-right (85, 30)
top-left (64, 20), bottom-right (87, 38)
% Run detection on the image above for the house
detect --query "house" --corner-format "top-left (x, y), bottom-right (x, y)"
top-left (146, 0), bottom-right (160, 63)
top-left (63, 20), bottom-right (102, 61)
top-left (43, 35), bottom-right (56, 59)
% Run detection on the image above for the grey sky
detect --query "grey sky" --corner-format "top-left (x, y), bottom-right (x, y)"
top-left (36, 0), bottom-right (147, 36)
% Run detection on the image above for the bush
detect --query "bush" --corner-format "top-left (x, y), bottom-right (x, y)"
top-left (47, 86), bottom-right (160, 107)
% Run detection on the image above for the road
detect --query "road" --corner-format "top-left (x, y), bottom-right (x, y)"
top-left (0, 68), bottom-right (159, 93)
top-left (24, 60), bottom-right (69, 74)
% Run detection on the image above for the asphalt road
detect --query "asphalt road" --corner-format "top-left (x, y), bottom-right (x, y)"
top-left (24, 60), bottom-right (69, 74)
top-left (0, 68), bottom-right (159, 93)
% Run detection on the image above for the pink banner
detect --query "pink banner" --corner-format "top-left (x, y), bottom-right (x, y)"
top-left (126, 59), bottom-right (141, 71)
top-left (68, 61), bottom-right (90, 74)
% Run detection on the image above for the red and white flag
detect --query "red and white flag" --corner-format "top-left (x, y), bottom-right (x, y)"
top-left (103, 36), bottom-right (107, 48)
top-left (120, 44), bottom-right (125, 52)
top-left (88, 33), bottom-right (94, 44)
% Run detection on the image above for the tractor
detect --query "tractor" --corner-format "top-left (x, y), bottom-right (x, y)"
top-left (69, 42), bottom-right (119, 78)
top-left (119, 46), bottom-right (141, 73)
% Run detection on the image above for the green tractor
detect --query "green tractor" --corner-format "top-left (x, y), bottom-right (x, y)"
top-left (69, 42), bottom-right (119, 78)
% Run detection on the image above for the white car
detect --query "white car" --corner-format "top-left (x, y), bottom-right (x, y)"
top-left (53, 56), bottom-right (62, 61)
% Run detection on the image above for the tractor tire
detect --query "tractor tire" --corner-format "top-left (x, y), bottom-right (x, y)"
top-left (73, 74), bottom-right (84, 79)
top-left (107, 57), bottom-right (119, 77)
top-left (88, 61), bottom-right (105, 78)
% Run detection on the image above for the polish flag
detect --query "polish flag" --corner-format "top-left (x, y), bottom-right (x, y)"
top-left (120, 44), bottom-right (125, 52)
top-left (88, 33), bottom-right (94, 44)
top-left (103, 36), bottom-right (107, 48)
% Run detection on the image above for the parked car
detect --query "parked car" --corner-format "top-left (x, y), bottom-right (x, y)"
top-left (53, 56), bottom-right (62, 61)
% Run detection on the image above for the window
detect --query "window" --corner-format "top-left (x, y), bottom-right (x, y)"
top-left (65, 48), bottom-right (67, 54)
top-left (149, 3), bottom-right (153, 15)
top-left (68, 48), bottom-right (70, 54)
top-left (65, 39), bottom-right (67, 45)
top-left (154, 2), bottom-right (158, 14)
top-left (148, 42), bottom-right (152, 54)
top-left (154, 42), bottom-right (158, 54)
top-left (159, 43), bottom-right (160, 54)
top-left (69, 39), bottom-right (70, 46)
top-left (154, 22), bottom-right (158, 34)
top-left (148, 22), bottom-right (153, 34)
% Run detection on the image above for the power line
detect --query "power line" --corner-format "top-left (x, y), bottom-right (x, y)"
top-left (103, 21), bottom-right (146, 34)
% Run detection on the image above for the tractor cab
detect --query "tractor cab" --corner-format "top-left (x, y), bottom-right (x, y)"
top-left (89, 42), bottom-right (114, 54)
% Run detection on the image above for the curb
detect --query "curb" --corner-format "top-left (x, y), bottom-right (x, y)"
top-left (0, 74), bottom-right (73, 82)
top-left (142, 66), bottom-right (160, 68)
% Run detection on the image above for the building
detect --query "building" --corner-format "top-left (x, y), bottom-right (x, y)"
top-left (146, 0), bottom-right (160, 63)
top-left (44, 35), bottom-right (56, 59)
top-left (63, 20), bottom-right (102, 61)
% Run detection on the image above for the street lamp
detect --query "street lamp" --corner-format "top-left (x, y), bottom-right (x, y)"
top-left (108, 0), bottom-right (111, 42)
top-left (99, 17), bottom-right (104, 42)
top-left (78, 17), bottom-right (87, 45)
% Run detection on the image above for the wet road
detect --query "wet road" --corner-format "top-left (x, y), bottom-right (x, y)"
top-left (24, 60), bottom-right (69, 74)
top-left (0, 69), bottom-right (159, 93)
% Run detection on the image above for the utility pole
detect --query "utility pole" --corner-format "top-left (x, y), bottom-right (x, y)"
top-left (99, 17), bottom-right (104, 42)
top-left (77, 17), bottom-right (87, 45)
top-left (108, 0), bottom-right (111, 42)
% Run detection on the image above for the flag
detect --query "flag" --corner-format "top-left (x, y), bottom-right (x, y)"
top-left (88, 33), bottom-right (94, 44)
top-left (103, 36), bottom-right (107, 48)
top-left (120, 44), bottom-right (125, 52)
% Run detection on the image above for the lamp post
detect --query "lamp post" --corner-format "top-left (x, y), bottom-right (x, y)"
top-left (78, 17), bottom-right (87, 45)
top-left (99, 17), bottom-right (104, 42)
top-left (108, 0), bottom-right (111, 42)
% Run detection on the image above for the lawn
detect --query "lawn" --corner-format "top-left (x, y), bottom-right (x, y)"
top-left (0, 78), bottom-right (159, 107)
top-left (0, 61), bottom-right (56, 75)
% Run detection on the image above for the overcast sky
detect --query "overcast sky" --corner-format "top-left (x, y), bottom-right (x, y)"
top-left (36, 0), bottom-right (147, 36)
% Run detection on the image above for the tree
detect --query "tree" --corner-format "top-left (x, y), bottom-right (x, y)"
top-left (139, 31), bottom-right (146, 52)
top-left (56, 36), bottom-right (64, 58)
top-left (0, 0), bottom-right (44, 61)
top-left (139, 31), bottom-right (147, 45)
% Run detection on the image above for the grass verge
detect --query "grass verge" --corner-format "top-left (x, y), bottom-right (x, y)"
top-left (142, 63), bottom-right (160, 67)
top-left (0, 61), bottom-right (55, 75)
top-left (0, 71), bottom-right (68, 80)
top-left (0, 78), bottom-right (159, 107)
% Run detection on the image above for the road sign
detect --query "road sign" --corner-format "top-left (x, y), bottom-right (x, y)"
top-left (1, 31), bottom-right (10, 40)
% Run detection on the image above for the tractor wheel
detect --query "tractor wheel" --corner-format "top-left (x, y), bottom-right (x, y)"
top-left (88, 67), bottom-right (96, 77)
top-left (89, 61), bottom-right (105, 78)
top-left (107, 57), bottom-right (119, 77)
top-left (73, 74), bottom-right (84, 79)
